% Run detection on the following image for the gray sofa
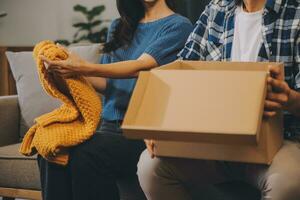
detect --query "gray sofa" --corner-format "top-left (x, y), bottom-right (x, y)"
top-left (0, 95), bottom-right (146, 200)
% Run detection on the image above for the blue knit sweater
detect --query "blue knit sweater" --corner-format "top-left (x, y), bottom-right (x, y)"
top-left (101, 14), bottom-right (193, 121)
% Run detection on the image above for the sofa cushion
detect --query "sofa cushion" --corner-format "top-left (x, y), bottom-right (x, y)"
top-left (5, 44), bottom-right (102, 138)
top-left (0, 143), bottom-right (146, 200)
top-left (0, 143), bottom-right (41, 190)
top-left (6, 51), bottom-right (61, 138)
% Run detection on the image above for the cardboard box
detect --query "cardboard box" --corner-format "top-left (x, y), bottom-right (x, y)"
top-left (122, 61), bottom-right (284, 164)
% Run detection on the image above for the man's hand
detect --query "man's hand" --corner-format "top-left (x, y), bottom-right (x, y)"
top-left (264, 65), bottom-right (291, 117)
top-left (145, 140), bottom-right (155, 159)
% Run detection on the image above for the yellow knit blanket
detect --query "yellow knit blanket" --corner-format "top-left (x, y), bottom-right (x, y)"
top-left (20, 41), bottom-right (102, 165)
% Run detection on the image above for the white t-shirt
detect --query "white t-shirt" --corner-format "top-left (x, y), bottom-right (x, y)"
top-left (231, 6), bottom-right (264, 62)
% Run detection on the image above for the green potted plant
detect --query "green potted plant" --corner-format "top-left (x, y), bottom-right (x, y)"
top-left (57, 4), bottom-right (109, 46)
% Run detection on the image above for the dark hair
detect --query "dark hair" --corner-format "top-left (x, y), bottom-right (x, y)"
top-left (235, 0), bottom-right (243, 5)
top-left (103, 0), bottom-right (176, 53)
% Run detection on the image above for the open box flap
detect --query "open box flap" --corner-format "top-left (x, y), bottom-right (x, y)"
top-left (123, 61), bottom-right (271, 145)
top-left (155, 60), bottom-right (282, 71)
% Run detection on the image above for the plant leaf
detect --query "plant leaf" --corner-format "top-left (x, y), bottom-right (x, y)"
top-left (55, 40), bottom-right (70, 46)
top-left (73, 23), bottom-right (92, 30)
top-left (73, 29), bottom-right (84, 40)
top-left (90, 5), bottom-right (105, 15)
top-left (73, 35), bottom-right (88, 43)
top-left (87, 27), bottom-right (108, 43)
top-left (86, 32), bottom-right (97, 43)
top-left (74, 4), bottom-right (88, 14)
top-left (87, 5), bottom-right (105, 21)
top-left (91, 20), bottom-right (102, 27)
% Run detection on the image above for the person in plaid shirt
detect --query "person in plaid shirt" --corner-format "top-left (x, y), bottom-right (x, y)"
top-left (138, 0), bottom-right (300, 199)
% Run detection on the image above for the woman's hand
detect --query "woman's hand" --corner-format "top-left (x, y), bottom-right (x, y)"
top-left (264, 65), bottom-right (291, 117)
top-left (144, 140), bottom-right (155, 159)
top-left (40, 49), bottom-right (93, 78)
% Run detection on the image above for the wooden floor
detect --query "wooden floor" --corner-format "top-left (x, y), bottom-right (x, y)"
top-left (0, 196), bottom-right (40, 200)
top-left (0, 187), bottom-right (41, 200)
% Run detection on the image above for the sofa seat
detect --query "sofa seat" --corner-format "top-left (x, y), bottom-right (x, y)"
top-left (0, 143), bottom-right (146, 200)
top-left (0, 143), bottom-right (40, 190)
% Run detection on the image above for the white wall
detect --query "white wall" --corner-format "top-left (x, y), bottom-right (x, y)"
top-left (0, 0), bottom-right (119, 46)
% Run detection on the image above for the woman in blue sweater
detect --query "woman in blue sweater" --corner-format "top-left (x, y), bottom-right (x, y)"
top-left (39, 0), bottom-right (192, 200)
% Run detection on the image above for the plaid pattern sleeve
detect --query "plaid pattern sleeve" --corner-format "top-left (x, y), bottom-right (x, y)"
top-left (177, 0), bottom-right (300, 139)
top-left (294, 30), bottom-right (300, 90)
top-left (177, 2), bottom-right (212, 61)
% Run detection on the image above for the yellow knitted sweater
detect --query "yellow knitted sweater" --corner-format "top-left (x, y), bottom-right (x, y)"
top-left (20, 41), bottom-right (102, 165)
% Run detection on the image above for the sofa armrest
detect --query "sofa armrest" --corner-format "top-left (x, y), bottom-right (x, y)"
top-left (0, 95), bottom-right (20, 146)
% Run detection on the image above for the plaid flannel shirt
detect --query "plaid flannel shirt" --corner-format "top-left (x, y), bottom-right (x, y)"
top-left (178, 0), bottom-right (300, 139)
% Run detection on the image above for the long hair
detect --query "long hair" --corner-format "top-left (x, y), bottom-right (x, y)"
top-left (103, 0), bottom-right (176, 53)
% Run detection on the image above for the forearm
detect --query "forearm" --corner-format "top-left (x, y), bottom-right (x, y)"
top-left (85, 59), bottom-right (156, 79)
top-left (286, 89), bottom-right (300, 117)
top-left (85, 77), bottom-right (107, 93)
top-left (44, 52), bottom-right (158, 79)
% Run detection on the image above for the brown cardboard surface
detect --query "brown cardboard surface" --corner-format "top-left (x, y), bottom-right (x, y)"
top-left (154, 112), bottom-right (283, 164)
top-left (122, 61), bottom-right (284, 164)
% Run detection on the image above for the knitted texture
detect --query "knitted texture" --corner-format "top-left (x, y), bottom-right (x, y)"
top-left (20, 41), bottom-right (102, 165)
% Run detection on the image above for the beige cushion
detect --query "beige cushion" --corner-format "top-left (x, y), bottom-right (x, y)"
top-left (0, 143), bottom-right (40, 190)
top-left (0, 143), bottom-right (147, 199)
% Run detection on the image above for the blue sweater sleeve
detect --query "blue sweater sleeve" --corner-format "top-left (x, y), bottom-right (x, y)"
top-left (144, 19), bottom-right (193, 65)
top-left (100, 53), bottom-right (111, 64)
